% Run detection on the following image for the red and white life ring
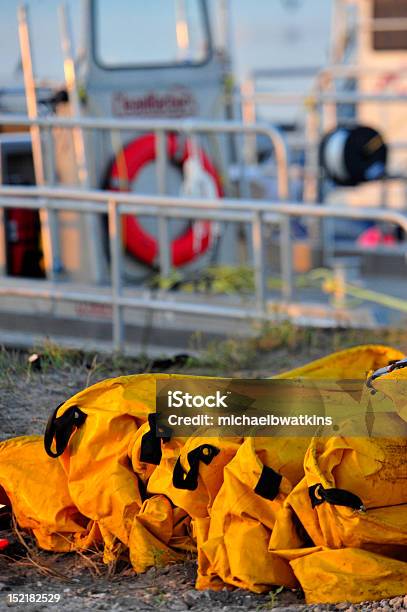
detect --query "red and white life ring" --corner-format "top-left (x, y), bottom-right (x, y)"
top-left (107, 133), bottom-right (223, 267)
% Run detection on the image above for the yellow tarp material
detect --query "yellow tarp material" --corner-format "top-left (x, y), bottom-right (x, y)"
top-left (0, 436), bottom-right (97, 552)
top-left (290, 548), bottom-right (407, 604)
top-left (277, 434), bottom-right (407, 552)
top-left (275, 344), bottom-right (405, 380)
top-left (197, 436), bottom-right (302, 592)
top-left (0, 344), bottom-right (406, 604)
top-left (147, 435), bottom-right (243, 518)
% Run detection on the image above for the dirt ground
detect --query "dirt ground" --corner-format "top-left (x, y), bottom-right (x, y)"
top-left (0, 333), bottom-right (406, 611)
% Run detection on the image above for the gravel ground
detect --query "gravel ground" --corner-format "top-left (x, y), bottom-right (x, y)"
top-left (1, 540), bottom-right (406, 612)
top-left (0, 346), bottom-right (406, 611)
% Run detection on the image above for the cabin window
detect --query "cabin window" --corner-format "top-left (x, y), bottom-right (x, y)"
top-left (372, 0), bottom-right (407, 50)
top-left (93, 0), bottom-right (211, 68)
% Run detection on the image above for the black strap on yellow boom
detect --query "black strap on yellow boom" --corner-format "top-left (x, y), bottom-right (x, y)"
top-left (44, 404), bottom-right (87, 458)
top-left (173, 444), bottom-right (220, 491)
top-left (309, 483), bottom-right (365, 512)
top-left (254, 465), bottom-right (283, 501)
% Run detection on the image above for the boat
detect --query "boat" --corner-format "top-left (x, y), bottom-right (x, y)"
top-left (0, 0), bottom-right (407, 354)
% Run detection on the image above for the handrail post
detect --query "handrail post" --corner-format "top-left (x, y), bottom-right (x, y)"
top-left (108, 198), bottom-right (123, 352)
top-left (260, 125), bottom-right (293, 302)
top-left (155, 130), bottom-right (171, 279)
top-left (262, 126), bottom-right (289, 202)
top-left (280, 215), bottom-right (293, 301)
top-left (44, 126), bottom-right (57, 185)
top-left (252, 210), bottom-right (267, 315)
top-left (0, 207), bottom-right (6, 276)
top-left (241, 77), bottom-right (257, 165)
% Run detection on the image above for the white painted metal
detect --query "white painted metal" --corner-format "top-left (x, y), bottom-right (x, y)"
top-left (58, 2), bottom-right (107, 283)
top-left (17, 4), bottom-right (60, 278)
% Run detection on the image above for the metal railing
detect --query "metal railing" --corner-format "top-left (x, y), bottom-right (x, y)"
top-left (239, 63), bottom-right (407, 204)
top-left (0, 112), bottom-right (290, 279)
top-left (0, 113), bottom-right (289, 197)
top-left (1, 184), bottom-right (407, 351)
top-left (241, 64), bottom-right (407, 132)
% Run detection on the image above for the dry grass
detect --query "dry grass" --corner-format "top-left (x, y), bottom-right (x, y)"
top-left (2, 323), bottom-right (407, 383)
top-left (10, 515), bottom-right (70, 581)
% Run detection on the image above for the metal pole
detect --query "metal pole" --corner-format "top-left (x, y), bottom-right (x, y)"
top-left (322, 73), bottom-right (338, 132)
top-left (280, 215), bottom-right (293, 301)
top-left (110, 129), bottom-right (129, 190)
top-left (241, 77), bottom-right (257, 165)
top-left (332, 260), bottom-right (346, 310)
top-left (58, 3), bottom-right (89, 186)
top-left (58, 2), bottom-right (106, 284)
top-left (252, 211), bottom-right (266, 314)
top-left (0, 208), bottom-right (6, 276)
top-left (303, 98), bottom-right (319, 202)
top-left (108, 199), bottom-right (123, 352)
top-left (18, 4), bottom-right (58, 279)
top-left (44, 126), bottom-right (57, 185)
top-left (330, 0), bottom-right (346, 65)
top-left (155, 130), bottom-right (171, 278)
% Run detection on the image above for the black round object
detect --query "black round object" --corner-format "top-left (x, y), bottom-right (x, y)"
top-left (320, 125), bottom-right (387, 186)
